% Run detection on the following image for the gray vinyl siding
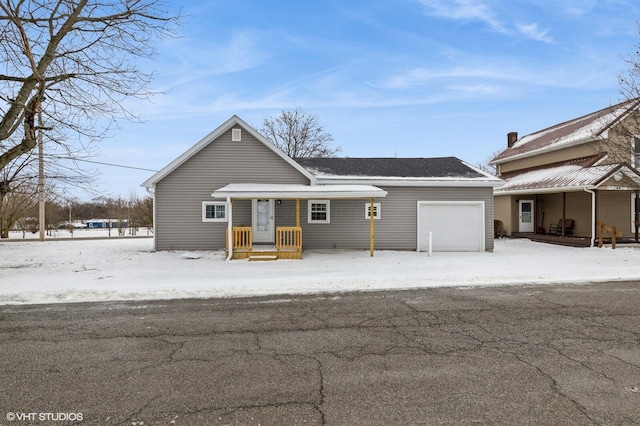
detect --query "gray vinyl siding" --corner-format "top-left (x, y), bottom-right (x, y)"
top-left (154, 126), bottom-right (309, 250)
top-left (297, 186), bottom-right (494, 251)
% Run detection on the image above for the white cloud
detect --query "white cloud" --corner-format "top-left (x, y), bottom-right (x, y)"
top-left (564, 0), bottom-right (597, 15)
top-left (517, 23), bottom-right (553, 43)
top-left (373, 66), bottom-right (518, 90)
top-left (416, 0), bottom-right (506, 33)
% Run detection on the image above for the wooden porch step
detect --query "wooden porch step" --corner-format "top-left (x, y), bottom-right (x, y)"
top-left (249, 254), bottom-right (278, 261)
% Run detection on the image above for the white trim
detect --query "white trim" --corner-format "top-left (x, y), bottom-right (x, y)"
top-left (365, 203), bottom-right (381, 220)
top-left (314, 177), bottom-right (503, 187)
top-left (252, 199), bottom-right (275, 243)
top-left (308, 200), bottom-right (330, 223)
top-left (202, 201), bottom-right (228, 222)
top-left (213, 183), bottom-right (387, 199)
top-left (518, 199), bottom-right (535, 233)
top-left (231, 128), bottom-right (241, 142)
top-left (417, 201), bottom-right (485, 252)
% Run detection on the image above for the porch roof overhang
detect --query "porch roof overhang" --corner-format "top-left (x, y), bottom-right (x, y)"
top-left (212, 183), bottom-right (388, 199)
top-left (495, 163), bottom-right (640, 196)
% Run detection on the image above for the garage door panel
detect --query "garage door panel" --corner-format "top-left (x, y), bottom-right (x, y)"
top-left (418, 202), bottom-right (484, 252)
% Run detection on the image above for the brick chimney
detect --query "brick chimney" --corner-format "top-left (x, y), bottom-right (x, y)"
top-left (507, 131), bottom-right (518, 148)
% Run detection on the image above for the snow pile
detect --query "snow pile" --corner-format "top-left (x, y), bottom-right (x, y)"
top-left (1, 237), bottom-right (639, 305)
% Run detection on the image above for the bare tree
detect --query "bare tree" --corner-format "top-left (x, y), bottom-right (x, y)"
top-left (0, 0), bottom-right (180, 180)
top-left (478, 148), bottom-right (504, 176)
top-left (0, 181), bottom-right (37, 238)
top-left (261, 107), bottom-right (341, 158)
top-left (607, 22), bottom-right (640, 168)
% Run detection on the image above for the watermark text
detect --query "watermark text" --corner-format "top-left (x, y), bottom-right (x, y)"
top-left (6, 412), bottom-right (83, 422)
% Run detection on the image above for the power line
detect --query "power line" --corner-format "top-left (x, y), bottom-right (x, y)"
top-left (50, 156), bottom-right (159, 172)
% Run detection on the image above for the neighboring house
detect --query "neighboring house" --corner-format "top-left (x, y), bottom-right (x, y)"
top-left (85, 219), bottom-right (128, 229)
top-left (491, 99), bottom-right (640, 246)
top-left (142, 116), bottom-right (502, 259)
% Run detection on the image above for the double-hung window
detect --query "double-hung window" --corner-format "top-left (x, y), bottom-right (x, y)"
top-left (202, 202), bottom-right (227, 222)
top-left (308, 200), bottom-right (330, 223)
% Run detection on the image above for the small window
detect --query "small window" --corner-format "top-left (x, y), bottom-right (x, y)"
top-left (634, 138), bottom-right (640, 169)
top-left (232, 128), bottom-right (242, 142)
top-left (308, 200), bottom-right (330, 223)
top-left (202, 202), bottom-right (227, 222)
top-left (364, 203), bottom-right (381, 220)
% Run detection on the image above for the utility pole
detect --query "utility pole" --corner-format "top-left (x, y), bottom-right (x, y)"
top-left (38, 110), bottom-right (45, 242)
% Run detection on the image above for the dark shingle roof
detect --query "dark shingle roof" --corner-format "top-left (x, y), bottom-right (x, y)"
top-left (295, 157), bottom-right (486, 179)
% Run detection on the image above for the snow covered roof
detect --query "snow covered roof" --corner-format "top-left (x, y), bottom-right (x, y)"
top-left (496, 162), bottom-right (640, 195)
top-left (212, 183), bottom-right (388, 199)
top-left (492, 99), bottom-right (640, 164)
top-left (296, 157), bottom-right (502, 187)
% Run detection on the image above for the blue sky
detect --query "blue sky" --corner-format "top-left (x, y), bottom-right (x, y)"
top-left (81, 0), bottom-right (640, 200)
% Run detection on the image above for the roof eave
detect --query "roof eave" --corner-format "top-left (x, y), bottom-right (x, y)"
top-left (314, 177), bottom-right (504, 188)
top-left (495, 185), bottom-right (595, 195)
top-left (491, 136), bottom-right (602, 166)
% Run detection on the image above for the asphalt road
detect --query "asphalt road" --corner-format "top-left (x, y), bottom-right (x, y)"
top-left (1, 282), bottom-right (640, 426)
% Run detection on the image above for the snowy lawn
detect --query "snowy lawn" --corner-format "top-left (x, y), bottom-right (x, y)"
top-left (1, 236), bottom-right (639, 305)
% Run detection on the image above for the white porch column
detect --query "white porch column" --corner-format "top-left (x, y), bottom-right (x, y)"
top-left (226, 196), bottom-right (233, 261)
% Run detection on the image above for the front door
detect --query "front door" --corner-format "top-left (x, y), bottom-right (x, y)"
top-left (252, 199), bottom-right (275, 243)
top-left (518, 200), bottom-right (535, 233)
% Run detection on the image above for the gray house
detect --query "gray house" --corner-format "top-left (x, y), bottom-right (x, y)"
top-left (142, 116), bottom-right (502, 259)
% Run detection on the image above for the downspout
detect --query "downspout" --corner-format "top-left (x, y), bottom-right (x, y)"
top-left (226, 196), bottom-right (233, 262)
top-left (584, 187), bottom-right (596, 247)
top-left (633, 189), bottom-right (640, 243)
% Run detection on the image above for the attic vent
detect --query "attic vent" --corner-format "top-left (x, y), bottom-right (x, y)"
top-left (232, 128), bottom-right (242, 142)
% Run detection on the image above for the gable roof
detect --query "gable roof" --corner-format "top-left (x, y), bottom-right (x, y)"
top-left (141, 116), bottom-right (501, 190)
top-left (492, 98), bottom-right (640, 165)
top-left (141, 115), bottom-right (316, 189)
top-left (296, 157), bottom-right (502, 186)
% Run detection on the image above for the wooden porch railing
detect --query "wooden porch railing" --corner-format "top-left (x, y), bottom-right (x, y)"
top-left (276, 226), bottom-right (302, 251)
top-left (597, 220), bottom-right (622, 249)
top-left (232, 227), bottom-right (252, 250)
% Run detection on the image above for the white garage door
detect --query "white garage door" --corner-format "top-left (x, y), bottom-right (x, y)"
top-left (418, 201), bottom-right (485, 252)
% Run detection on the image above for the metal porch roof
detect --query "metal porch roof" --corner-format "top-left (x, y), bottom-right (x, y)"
top-left (495, 164), bottom-right (622, 195)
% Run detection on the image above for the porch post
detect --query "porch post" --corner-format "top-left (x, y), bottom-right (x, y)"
top-left (561, 192), bottom-right (566, 237)
top-left (296, 199), bottom-right (300, 227)
top-left (370, 197), bottom-right (375, 257)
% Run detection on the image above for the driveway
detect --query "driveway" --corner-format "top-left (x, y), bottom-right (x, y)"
top-left (1, 281), bottom-right (640, 425)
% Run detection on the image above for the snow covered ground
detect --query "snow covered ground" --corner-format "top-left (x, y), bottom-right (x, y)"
top-left (1, 230), bottom-right (639, 305)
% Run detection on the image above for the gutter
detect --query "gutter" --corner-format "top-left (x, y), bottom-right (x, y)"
top-left (496, 186), bottom-right (591, 196)
top-left (226, 196), bottom-right (233, 262)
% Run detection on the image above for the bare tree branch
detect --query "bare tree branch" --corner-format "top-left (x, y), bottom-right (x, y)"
top-left (0, 0), bottom-right (180, 174)
top-left (260, 107), bottom-right (341, 158)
